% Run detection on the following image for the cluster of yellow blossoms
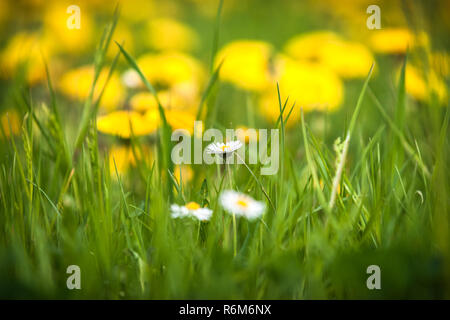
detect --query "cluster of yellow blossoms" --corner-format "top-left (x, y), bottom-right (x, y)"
top-left (215, 28), bottom-right (448, 128)
top-left (1, 0), bottom-right (448, 179)
top-left (95, 23), bottom-right (203, 178)
top-left (0, 2), bottom-right (203, 179)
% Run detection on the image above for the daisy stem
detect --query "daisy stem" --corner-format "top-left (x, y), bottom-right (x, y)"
top-left (217, 161), bottom-right (222, 183)
top-left (259, 222), bottom-right (263, 254)
top-left (232, 213), bottom-right (237, 257)
top-left (226, 161), bottom-right (233, 189)
top-left (197, 221), bottom-right (201, 242)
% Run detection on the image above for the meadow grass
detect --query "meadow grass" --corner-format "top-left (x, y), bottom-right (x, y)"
top-left (0, 5), bottom-right (449, 299)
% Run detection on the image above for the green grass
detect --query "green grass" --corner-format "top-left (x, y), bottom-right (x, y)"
top-left (0, 4), bottom-right (449, 299)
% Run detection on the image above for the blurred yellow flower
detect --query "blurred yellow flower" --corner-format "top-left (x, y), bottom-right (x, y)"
top-left (42, 3), bottom-right (94, 54)
top-left (236, 126), bottom-right (259, 143)
top-left (404, 65), bottom-right (447, 104)
top-left (130, 90), bottom-right (196, 113)
top-left (285, 31), bottom-right (374, 79)
top-left (284, 31), bottom-right (340, 61)
top-left (173, 165), bottom-right (194, 185)
top-left (108, 144), bottom-right (153, 176)
top-left (137, 52), bottom-right (205, 96)
top-left (107, 25), bottom-right (135, 59)
top-left (120, 0), bottom-right (155, 22)
top-left (109, 145), bottom-right (136, 176)
top-left (308, 0), bottom-right (408, 40)
top-left (0, 32), bottom-right (52, 85)
top-left (59, 66), bottom-right (125, 111)
top-left (1, 110), bottom-right (21, 138)
top-left (97, 110), bottom-right (158, 138)
top-left (259, 55), bottom-right (344, 126)
top-left (430, 52), bottom-right (450, 78)
top-left (316, 41), bottom-right (373, 79)
top-left (0, 1), bottom-right (10, 26)
top-left (369, 28), bottom-right (428, 54)
top-left (145, 109), bottom-right (197, 134)
top-left (130, 92), bottom-right (161, 113)
top-left (215, 40), bottom-right (274, 91)
top-left (146, 17), bottom-right (199, 52)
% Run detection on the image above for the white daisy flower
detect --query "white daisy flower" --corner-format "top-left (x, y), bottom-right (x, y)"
top-left (121, 69), bottom-right (141, 88)
top-left (219, 190), bottom-right (265, 220)
top-left (170, 202), bottom-right (213, 221)
top-left (205, 140), bottom-right (243, 155)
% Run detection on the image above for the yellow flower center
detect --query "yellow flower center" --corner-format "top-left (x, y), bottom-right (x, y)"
top-left (236, 198), bottom-right (248, 208)
top-left (185, 201), bottom-right (200, 210)
top-left (221, 145), bottom-right (230, 152)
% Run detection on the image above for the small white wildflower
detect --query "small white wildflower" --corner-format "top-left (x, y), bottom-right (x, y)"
top-left (170, 202), bottom-right (213, 221)
top-left (121, 69), bottom-right (141, 88)
top-left (219, 190), bottom-right (265, 220)
top-left (205, 140), bottom-right (242, 155)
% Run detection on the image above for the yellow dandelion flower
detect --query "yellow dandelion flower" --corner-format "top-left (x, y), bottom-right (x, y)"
top-left (130, 92), bottom-right (162, 113)
top-left (0, 1), bottom-right (10, 26)
top-left (165, 110), bottom-right (198, 134)
top-left (42, 3), bottom-right (94, 54)
top-left (0, 32), bottom-right (53, 85)
top-left (130, 90), bottom-right (196, 113)
top-left (173, 165), bottom-right (194, 185)
top-left (120, 0), bottom-right (155, 22)
top-left (259, 56), bottom-right (344, 126)
top-left (404, 65), bottom-right (427, 101)
top-left (59, 66), bottom-right (125, 111)
top-left (285, 31), bottom-right (374, 79)
top-left (107, 25), bottom-right (135, 59)
top-left (97, 110), bottom-right (158, 138)
top-left (430, 52), bottom-right (450, 78)
top-left (236, 126), bottom-right (259, 143)
top-left (109, 145), bottom-right (136, 176)
top-left (215, 40), bottom-right (274, 91)
top-left (369, 28), bottom-right (428, 54)
top-left (318, 41), bottom-right (373, 79)
top-left (145, 109), bottom-right (197, 135)
top-left (284, 31), bottom-right (341, 61)
top-left (404, 65), bottom-right (447, 104)
top-left (108, 144), bottom-right (153, 177)
top-left (308, 0), bottom-right (408, 40)
top-left (1, 110), bottom-right (21, 138)
top-left (137, 52), bottom-right (205, 94)
top-left (146, 17), bottom-right (199, 52)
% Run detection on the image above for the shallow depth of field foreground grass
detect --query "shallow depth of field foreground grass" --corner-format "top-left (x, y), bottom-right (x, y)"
top-left (0, 0), bottom-right (449, 299)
